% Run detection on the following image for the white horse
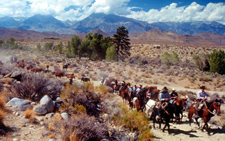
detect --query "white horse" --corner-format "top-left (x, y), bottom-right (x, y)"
top-left (144, 99), bottom-right (156, 118)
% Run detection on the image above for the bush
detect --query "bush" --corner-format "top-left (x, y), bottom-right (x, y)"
top-left (106, 45), bottom-right (117, 61)
top-left (161, 52), bottom-right (179, 65)
top-left (54, 114), bottom-right (109, 141)
top-left (209, 49), bottom-right (225, 74)
top-left (44, 42), bottom-right (53, 51)
top-left (112, 104), bottom-right (153, 141)
top-left (11, 74), bottom-right (63, 101)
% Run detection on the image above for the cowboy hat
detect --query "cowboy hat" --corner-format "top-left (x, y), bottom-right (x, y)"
top-left (162, 86), bottom-right (168, 91)
top-left (172, 88), bottom-right (175, 91)
top-left (200, 86), bottom-right (205, 89)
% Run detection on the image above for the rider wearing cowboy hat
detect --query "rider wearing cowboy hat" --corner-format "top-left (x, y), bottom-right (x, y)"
top-left (157, 87), bottom-right (170, 118)
top-left (170, 88), bottom-right (178, 104)
top-left (193, 86), bottom-right (208, 118)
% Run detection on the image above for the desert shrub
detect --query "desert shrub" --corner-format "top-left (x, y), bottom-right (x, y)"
top-left (73, 104), bottom-right (86, 114)
top-left (44, 42), bottom-right (53, 51)
top-left (24, 108), bottom-right (36, 123)
top-left (54, 114), bottom-right (109, 141)
top-left (113, 104), bottom-right (153, 141)
top-left (36, 43), bottom-right (41, 52)
top-left (199, 75), bottom-right (212, 82)
top-left (95, 85), bottom-right (112, 95)
top-left (161, 52), bottom-right (179, 65)
top-left (82, 82), bottom-right (94, 93)
top-left (11, 74), bottom-right (64, 101)
top-left (60, 83), bottom-right (101, 116)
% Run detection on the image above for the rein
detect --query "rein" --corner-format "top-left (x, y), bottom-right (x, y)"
top-left (203, 101), bottom-right (216, 116)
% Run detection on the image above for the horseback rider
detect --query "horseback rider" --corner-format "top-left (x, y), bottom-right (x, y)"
top-left (144, 89), bottom-right (151, 104)
top-left (100, 77), bottom-right (105, 85)
top-left (193, 86), bottom-right (208, 118)
top-left (157, 87), bottom-right (170, 117)
top-left (119, 81), bottom-right (126, 91)
top-left (135, 85), bottom-right (142, 96)
top-left (170, 88), bottom-right (178, 104)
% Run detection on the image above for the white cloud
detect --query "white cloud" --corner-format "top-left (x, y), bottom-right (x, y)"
top-left (0, 0), bottom-right (224, 24)
top-left (126, 2), bottom-right (225, 24)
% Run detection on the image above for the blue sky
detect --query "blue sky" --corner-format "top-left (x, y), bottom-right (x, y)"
top-left (0, 0), bottom-right (225, 24)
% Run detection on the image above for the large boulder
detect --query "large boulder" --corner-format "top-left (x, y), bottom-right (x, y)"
top-left (33, 106), bottom-right (48, 116)
top-left (6, 97), bottom-right (32, 111)
top-left (40, 95), bottom-right (54, 113)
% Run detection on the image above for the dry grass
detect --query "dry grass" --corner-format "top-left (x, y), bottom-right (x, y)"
top-left (24, 108), bottom-right (35, 119)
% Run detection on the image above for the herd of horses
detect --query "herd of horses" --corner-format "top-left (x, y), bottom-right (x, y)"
top-left (7, 57), bottom-right (224, 135)
top-left (102, 78), bottom-right (223, 135)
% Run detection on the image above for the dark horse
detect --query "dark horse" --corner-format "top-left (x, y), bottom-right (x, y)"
top-left (173, 98), bottom-right (187, 123)
top-left (150, 103), bottom-right (176, 133)
top-left (119, 83), bottom-right (131, 104)
top-left (188, 98), bottom-right (222, 134)
top-left (135, 88), bottom-right (148, 111)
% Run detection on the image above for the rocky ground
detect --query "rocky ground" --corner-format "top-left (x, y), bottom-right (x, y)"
top-left (0, 47), bottom-right (225, 141)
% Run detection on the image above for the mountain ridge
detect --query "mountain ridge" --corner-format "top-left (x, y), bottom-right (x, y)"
top-left (0, 13), bottom-right (225, 35)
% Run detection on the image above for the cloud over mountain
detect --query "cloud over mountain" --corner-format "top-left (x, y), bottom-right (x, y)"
top-left (0, 1), bottom-right (224, 25)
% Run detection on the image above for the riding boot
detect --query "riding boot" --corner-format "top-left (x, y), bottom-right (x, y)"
top-left (193, 110), bottom-right (199, 118)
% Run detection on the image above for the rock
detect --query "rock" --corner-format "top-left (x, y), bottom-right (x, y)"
top-left (45, 113), bottom-right (54, 119)
top-left (33, 106), bottom-right (47, 116)
top-left (40, 95), bottom-right (54, 113)
top-left (44, 131), bottom-right (51, 136)
top-left (61, 112), bottom-right (70, 120)
top-left (56, 97), bottom-right (65, 103)
top-left (13, 138), bottom-right (19, 141)
top-left (6, 97), bottom-right (32, 111)
top-left (49, 139), bottom-right (56, 141)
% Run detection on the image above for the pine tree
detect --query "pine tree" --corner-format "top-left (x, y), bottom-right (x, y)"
top-left (113, 26), bottom-right (131, 61)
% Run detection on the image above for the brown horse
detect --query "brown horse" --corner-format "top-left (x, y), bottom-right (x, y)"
top-left (119, 83), bottom-right (131, 103)
top-left (188, 98), bottom-right (222, 134)
top-left (173, 98), bottom-right (187, 122)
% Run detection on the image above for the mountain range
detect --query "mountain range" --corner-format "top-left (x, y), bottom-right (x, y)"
top-left (0, 13), bottom-right (225, 35)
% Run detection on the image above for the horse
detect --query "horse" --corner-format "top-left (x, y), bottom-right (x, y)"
top-left (63, 63), bottom-right (70, 70)
top-left (102, 78), bottom-right (116, 89)
top-left (144, 99), bottom-right (156, 118)
top-left (81, 77), bottom-right (90, 82)
top-left (135, 88), bottom-right (148, 111)
top-left (173, 98), bottom-right (187, 123)
top-left (55, 71), bottom-right (64, 77)
top-left (150, 102), bottom-right (176, 133)
top-left (188, 98), bottom-right (222, 134)
top-left (119, 83), bottom-right (131, 104)
top-left (113, 80), bottom-right (121, 93)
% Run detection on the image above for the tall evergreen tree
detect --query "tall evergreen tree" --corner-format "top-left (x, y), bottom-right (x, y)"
top-left (113, 26), bottom-right (131, 61)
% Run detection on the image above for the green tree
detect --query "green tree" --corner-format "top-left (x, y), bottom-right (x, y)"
top-left (56, 41), bottom-right (63, 54)
top-left (79, 39), bottom-right (90, 59)
top-left (0, 39), bottom-right (4, 48)
top-left (71, 35), bottom-right (81, 56)
top-left (89, 33), bottom-right (104, 60)
top-left (209, 49), bottom-right (225, 74)
top-left (44, 42), bottom-right (53, 51)
top-left (106, 45), bottom-right (117, 61)
top-left (36, 43), bottom-right (41, 52)
top-left (113, 26), bottom-right (131, 61)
